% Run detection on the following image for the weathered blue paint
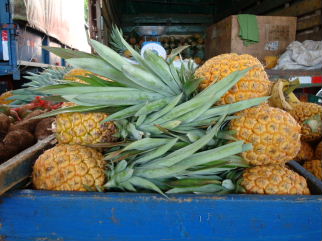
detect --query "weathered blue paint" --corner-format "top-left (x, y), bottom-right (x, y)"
top-left (0, 0), bottom-right (19, 80)
top-left (0, 190), bottom-right (321, 241)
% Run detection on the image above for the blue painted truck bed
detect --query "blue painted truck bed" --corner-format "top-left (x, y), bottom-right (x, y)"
top-left (0, 137), bottom-right (321, 241)
top-left (0, 190), bottom-right (321, 241)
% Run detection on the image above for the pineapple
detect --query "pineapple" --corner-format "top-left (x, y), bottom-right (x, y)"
top-left (31, 27), bottom-right (299, 195)
top-left (33, 144), bottom-right (105, 191)
top-left (315, 140), bottom-right (322, 159)
top-left (230, 104), bottom-right (301, 166)
top-left (63, 68), bottom-right (111, 84)
top-left (241, 165), bottom-right (310, 195)
top-left (0, 91), bottom-right (14, 105)
top-left (295, 141), bottom-right (314, 162)
top-left (303, 159), bottom-right (322, 180)
top-left (269, 79), bottom-right (322, 142)
top-left (288, 102), bottom-right (322, 142)
top-left (195, 53), bottom-right (272, 105)
top-left (55, 112), bottom-right (117, 145)
top-left (63, 68), bottom-right (92, 83)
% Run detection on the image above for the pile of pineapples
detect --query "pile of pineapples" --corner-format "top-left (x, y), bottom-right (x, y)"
top-left (21, 27), bottom-right (322, 196)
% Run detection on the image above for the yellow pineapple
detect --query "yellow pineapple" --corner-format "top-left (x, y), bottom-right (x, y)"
top-left (63, 68), bottom-right (111, 83)
top-left (288, 102), bottom-right (322, 142)
top-left (303, 159), bottom-right (322, 180)
top-left (0, 91), bottom-right (14, 105)
top-left (295, 141), bottom-right (314, 162)
top-left (269, 79), bottom-right (322, 142)
top-left (195, 53), bottom-right (272, 105)
top-left (56, 111), bottom-right (117, 145)
top-left (230, 104), bottom-right (301, 165)
top-left (242, 165), bottom-right (310, 195)
top-left (33, 145), bottom-right (106, 191)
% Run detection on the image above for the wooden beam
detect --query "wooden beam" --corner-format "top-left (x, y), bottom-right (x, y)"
top-left (122, 14), bottom-right (213, 25)
top-left (244, 0), bottom-right (291, 15)
top-left (296, 28), bottom-right (322, 41)
top-left (123, 25), bottom-right (206, 35)
top-left (297, 14), bottom-right (322, 31)
top-left (213, 0), bottom-right (258, 22)
top-left (271, 0), bottom-right (322, 17)
top-left (128, 0), bottom-right (216, 6)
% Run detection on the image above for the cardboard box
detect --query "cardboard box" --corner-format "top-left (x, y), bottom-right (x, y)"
top-left (205, 15), bottom-right (297, 62)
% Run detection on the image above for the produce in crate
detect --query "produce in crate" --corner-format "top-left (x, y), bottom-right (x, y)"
top-left (56, 111), bottom-right (117, 145)
top-left (269, 79), bottom-right (322, 142)
top-left (25, 27), bottom-right (309, 195)
top-left (288, 103), bottom-right (322, 142)
top-left (195, 53), bottom-right (272, 105)
top-left (242, 165), bottom-right (310, 194)
top-left (303, 160), bottom-right (322, 180)
top-left (295, 141), bottom-right (314, 162)
top-left (33, 144), bottom-right (105, 191)
top-left (230, 104), bottom-right (301, 165)
top-left (0, 97), bottom-right (58, 163)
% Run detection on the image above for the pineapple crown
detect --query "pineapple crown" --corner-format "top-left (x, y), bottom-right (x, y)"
top-left (29, 26), bottom-right (270, 195)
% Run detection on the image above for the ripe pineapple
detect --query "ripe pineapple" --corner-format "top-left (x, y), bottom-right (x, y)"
top-left (64, 68), bottom-right (110, 84)
top-left (63, 68), bottom-right (92, 83)
top-left (295, 141), bottom-right (314, 162)
top-left (0, 91), bottom-right (13, 105)
top-left (33, 145), bottom-right (106, 191)
top-left (288, 102), bottom-right (322, 142)
top-left (303, 159), bottom-right (322, 180)
top-left (315, 140), bottom-right (322, 159)
top-left (269, 79), bottom-right (322, 142)
top-left (195, 53), bottom-right (272, 105)
top-left (29, 26), bottom-right (282, 195)
top-left (230, 104), bottom-right (301, 165)
top-left (56, 112), bottom-right (117, 145)
top-left (242, 165), bottom-right (310, 195)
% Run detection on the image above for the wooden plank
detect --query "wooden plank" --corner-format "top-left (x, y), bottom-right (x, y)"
top-left (0, 135), bottom-right (55, 195)
top-left (296, 28), bottom-right (322, 41)
top-left (271, 0), bottom-right (322, 17)
top-left (0, 190), bottom-right (321, 241)
top-left (245, 0), bottom-right (291, 14)
top-left (123, 25), bottom-right (207, 35)
top-left (122, 14), bottom-right (213, 25)
top-left (213, 0), bottom-right (257, 22)
top-left (297, 14), bottom-right (322, 31)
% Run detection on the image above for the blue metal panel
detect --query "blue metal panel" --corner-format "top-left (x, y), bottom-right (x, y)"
top-left (0, 190), bottom-right (321, 241)
top-left (0, 0), bottom-right (20, 80)
top-left (41, 36), bottom-right (50, 64)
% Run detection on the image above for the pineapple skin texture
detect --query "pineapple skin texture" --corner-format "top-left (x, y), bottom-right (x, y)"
top-left (303, 160), bottom-right (322, 180)
top-left (63, 68), bottom-right (92, 83)
top-left (296, 141), bottom-right (314, 162)
top-left (0, 91), bottom-right (13, 104)
top-left (64, 68), bottom-right (111, 83)
top-left (195, 53), bottom-right (273, 105)
top-left (56, 112), bottom-right (117, 145)
top-left (288, 102), bottom-right (322, 142)
top-left (33, 145), bottom-right (105, 191)
top-left (242, 165), bottom-right (310, 195)
top-left (230, 104), bottom-right (301, 165)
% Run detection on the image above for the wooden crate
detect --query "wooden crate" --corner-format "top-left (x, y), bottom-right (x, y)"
top-left (205, 15), bottom-right (297, 62)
